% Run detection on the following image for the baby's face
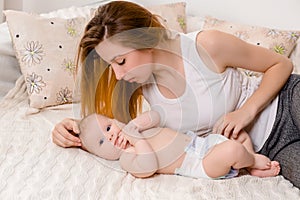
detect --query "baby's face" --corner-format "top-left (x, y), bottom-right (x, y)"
top-left (79, 114), bottom-right (125, 160)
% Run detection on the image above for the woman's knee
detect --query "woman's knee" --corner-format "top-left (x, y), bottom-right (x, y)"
top-left (274, 141), bottom-right (300, 188)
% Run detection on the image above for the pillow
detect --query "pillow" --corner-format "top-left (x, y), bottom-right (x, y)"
top-left (0, 22), bottom-right (22, 100)
top-left (290, 39), bottom-right (300, 74)
top-left (146, 2), bottom-right (187, 33)
top-left (203, 16), bottom-right (300, 57)
top-left (0, 5), bottom-right (100, 102)
top-left (4, 10), bottom-right (88, 109)
top-left (90, 2), bottom-right (187, 33)
top-left (186, 15), bottom-right (205, 33)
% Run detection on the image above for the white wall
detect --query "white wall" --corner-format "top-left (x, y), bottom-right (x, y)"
top-left (4, 0), bottom-right (108, 13)
top-left (2, 0), bottom-right (300, 30)
top-left (0, 0), bottom-right (3, 22)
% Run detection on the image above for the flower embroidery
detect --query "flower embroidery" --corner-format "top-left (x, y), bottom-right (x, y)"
top-left (206, 18), bottom-right (222, 26)
top-left (65, 19), bottom-right (82, 37)
top-left (285, 31), bottom-right (300, 42)
top-left (272, 43), bottom-right (286, 55)
top-left (234, 31), bottom-right (249, 41)
top-left (22, 41), bottom-right (44, 65)
top-left (26, 72), bottom-right (46, 94)
top-left (238, 69), bottom-right (262, 78)
top-left (56, 87), bottom-right (73, 104)
top-left (266, 29), bottom-right (281, 38)
top-left (62, 59), bottom-right (76, 75)
top-left (177, 15), bottom-right (186, 31)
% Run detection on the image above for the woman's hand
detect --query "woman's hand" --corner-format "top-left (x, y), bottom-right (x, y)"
top-left (52, 118), bottom-right (81, 148)
top-left (213, 109), bottom-right (254, 139)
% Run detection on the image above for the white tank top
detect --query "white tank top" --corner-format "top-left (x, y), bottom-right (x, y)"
top-left (143, 31), bottom-right (278, 151)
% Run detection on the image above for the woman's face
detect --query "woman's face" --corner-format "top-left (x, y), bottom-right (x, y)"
top-left (95, 39), bottom-right (154, 83)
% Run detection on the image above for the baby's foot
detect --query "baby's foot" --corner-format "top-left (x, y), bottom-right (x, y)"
top-left (249, 161), bottom-right (280, 178)
top-left (253, 154), bottom-right (272, 170)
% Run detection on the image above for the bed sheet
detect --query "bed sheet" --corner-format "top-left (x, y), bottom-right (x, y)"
top-left (0, 76), bottom-right (299, 199)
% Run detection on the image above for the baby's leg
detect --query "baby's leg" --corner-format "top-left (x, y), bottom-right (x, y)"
top-left (230, 130), bottom-right (255, 154)
top-left (202, 140), bottom-right (255, 178)
top-left (231, 130), bottom-right (281, 177)
top-left (203, 140), bottom-right (280, 178)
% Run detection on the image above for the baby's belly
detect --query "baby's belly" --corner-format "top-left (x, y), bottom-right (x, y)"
top-left (153, 130), bottom-right (192, 174)
top-left (157, 153), bottom-right (186, 174)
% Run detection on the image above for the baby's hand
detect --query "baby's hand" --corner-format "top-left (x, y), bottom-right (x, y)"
top-left (116, 132), bottom-right (129, 149)
top-left (122, 123), bottom-right (143, 146)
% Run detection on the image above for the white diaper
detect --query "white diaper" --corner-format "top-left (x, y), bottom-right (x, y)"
top-left (175, 131), bottom-right (239, 179)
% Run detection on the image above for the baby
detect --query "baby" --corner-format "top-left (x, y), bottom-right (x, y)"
top-left (78, 111), bottom-right (280, 179)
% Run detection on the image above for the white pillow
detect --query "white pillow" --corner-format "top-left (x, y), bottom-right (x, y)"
top-left (0, 22), bottom-right (21, 100)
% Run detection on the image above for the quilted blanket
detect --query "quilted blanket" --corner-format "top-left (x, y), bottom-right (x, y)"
top-left (0, 76), bottom-right (299, 199)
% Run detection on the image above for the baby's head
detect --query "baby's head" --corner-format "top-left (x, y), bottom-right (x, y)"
top-left (79, 113), bottom-right (124, 160)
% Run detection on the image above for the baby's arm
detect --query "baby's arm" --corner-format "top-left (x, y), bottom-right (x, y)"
top-left (119, 124), bottom-right (158, 178)
top-left (116, 111), bottom-right (160, 149)
top-left (128, 110), bottom-right (160, 131)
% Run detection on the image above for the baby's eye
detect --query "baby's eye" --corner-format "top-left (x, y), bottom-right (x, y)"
top-left (106, 125), bottom-right (111, 132)
top-left (99, 138), bottom-right (104, 145)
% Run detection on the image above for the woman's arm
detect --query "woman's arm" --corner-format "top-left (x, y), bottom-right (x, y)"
top-left (197, 30), bottom-right (293, 137)
top-left (119, 124), bottom-right (158, 178)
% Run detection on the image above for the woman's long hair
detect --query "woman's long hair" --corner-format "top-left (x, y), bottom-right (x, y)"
top-left (77, 1), bottom-right (167, 122)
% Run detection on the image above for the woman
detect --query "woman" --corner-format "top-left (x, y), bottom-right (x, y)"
top-left (52, 1), bottom-right (300, 188)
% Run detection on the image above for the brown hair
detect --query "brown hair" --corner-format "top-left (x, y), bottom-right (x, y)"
top-left (76, 1), bottom-right (167, 123)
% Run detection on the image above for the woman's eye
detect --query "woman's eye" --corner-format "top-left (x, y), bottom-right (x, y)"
top-left (106, 125), bottom-right (111, 132)
top-left (117, 59), bottom-right (125, 65)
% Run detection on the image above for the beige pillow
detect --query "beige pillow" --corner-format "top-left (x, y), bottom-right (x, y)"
top-left (90, 2), bottom-right (187, 33)
top-left (4, 10), bottom-right (87, 109)
top-left (146, 2), bottom-right (187, 33)
top-left (203, 16), bottom-right (300, 57)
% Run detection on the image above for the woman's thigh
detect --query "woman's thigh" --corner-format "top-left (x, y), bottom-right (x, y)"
top-left (291, 74), bottom-right (300, 129)
top-left (274, 140), bottom-right (300, 188)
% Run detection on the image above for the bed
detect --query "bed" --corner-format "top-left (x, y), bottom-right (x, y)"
top-left (0, 0), bottom-right (300, 199)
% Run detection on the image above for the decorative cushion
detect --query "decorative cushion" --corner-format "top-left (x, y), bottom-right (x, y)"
top-left (203, 16), bottom-right (300, 77)
top-left (4, 10), bottom-right (87, 109)
top-left (146, 2), bottom-right (187, 33)
top-left (90, 2), bottom-right (187, 33)
top-left (203, 16), bottom-right (300, 57)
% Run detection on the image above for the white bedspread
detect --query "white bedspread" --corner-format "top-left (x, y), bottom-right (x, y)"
top-left (0, 76), bottom-right (299, 199)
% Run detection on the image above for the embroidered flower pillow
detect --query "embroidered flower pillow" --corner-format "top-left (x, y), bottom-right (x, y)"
top-left (90, 2), bottom-right (187, 33)
top-left (4, 10), bottom-right (87, 109)
top-left (146, 2), bottom-right (187, 33)
top-left (203, 16), bottom-right (300, 57)
top-left (203, 16), bottom-right (300, 77)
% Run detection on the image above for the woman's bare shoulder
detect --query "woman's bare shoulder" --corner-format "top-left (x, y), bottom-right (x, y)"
top-left (196, 30), bottom-right (231, 55)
